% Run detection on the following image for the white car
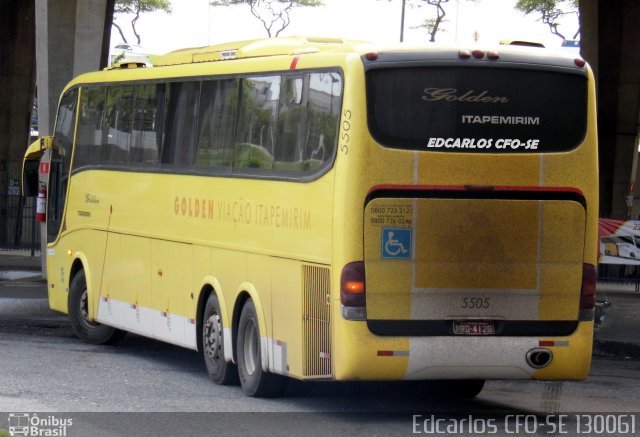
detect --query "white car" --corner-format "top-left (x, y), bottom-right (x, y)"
top-left (614, 236), bottom-right (640, 259)
top-left (110, 44), bottom-right (152, 66)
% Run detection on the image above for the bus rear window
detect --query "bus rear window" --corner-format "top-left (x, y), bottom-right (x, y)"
top-left (366, 66), bottom-right (588, 153)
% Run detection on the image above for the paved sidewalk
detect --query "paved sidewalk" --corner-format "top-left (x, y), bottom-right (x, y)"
top-left (0, 251), bottom-right (41, 272)
top-left (593, 283), bottom-right (640, 359)
top-left (1, 253), bottom-right (639, 359)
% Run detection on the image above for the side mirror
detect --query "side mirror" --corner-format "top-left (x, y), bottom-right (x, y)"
top-left (24, 136), bottom-right (53, 159)
top-left (22, 136), bottom-right (53, 197)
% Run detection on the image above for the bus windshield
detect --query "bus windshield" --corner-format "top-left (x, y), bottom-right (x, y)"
top-left (366, 66), bottom-right (588, 153)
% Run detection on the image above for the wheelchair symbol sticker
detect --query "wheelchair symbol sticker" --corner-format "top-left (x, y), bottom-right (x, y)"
top-left (381, 228), bottom-right (412, 260)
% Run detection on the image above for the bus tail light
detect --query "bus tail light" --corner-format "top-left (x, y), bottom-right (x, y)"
top-left (580, 263), bottom-right (596, 309)
top-left (579, 263), bottom-right (596, 321)
top-left (340, 261), bottom-right (366, 320)
top-left (365, 52), bottom-right (379, 61)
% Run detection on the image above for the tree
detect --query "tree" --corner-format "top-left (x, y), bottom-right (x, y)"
top-left (421, 0), bottom-right (449, 42)
top-left (210, 0), bottom-right (323, 38)
top-left (113, 0), bottom-right (172, 45)
top-left (387, 0), bottom-right (477, 43)
top-left (515, 0), bottom-right (579, 41)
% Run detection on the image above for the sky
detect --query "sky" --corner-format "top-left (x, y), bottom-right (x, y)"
top-left (110, 0), bottom-right (580, 56)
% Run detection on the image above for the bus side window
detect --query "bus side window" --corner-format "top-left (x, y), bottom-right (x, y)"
top-left (233, 76), bottom-right (279, 171)
top-left (102, 85), bottom-right (134, 165)
top-left (162, 81), bottom-right (200, 168)
top-left (305, 72), bottom-right (341, 170)
top-left (76, 86), bottom-right (106, 169)
top-left (130, 83), bottom-right (161, 167)
top-left (48, 88), bottom-right (78, 243)
top-left (274, 75), bottom-right (306, 172)
top-left (196, 79), bottom-right (238, 172)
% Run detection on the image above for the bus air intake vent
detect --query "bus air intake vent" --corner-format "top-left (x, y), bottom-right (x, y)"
top-left (302, 265), bottom-right (332, 378)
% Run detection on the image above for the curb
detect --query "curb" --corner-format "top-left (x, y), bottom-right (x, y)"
top-left (0, 298), bottom-right (68, 322)
top-left (0, 298), bottom-right (66, 322)
top-left (0, 298), bottom-right (50, 314)
top-left (0, 271), bottom-right (43, 281)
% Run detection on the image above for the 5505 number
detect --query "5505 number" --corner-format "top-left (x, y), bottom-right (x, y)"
top-left (340, 109), bottom-right (352, 155)
top-left (461, 297), bottom-right (491, 309)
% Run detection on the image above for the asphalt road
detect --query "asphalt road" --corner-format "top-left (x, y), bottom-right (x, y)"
top-left (0, 277), bottom-right (639, 436)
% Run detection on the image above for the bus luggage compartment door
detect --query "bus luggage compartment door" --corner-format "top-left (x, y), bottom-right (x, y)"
top-left (363, 191), bottom-right (586, 337)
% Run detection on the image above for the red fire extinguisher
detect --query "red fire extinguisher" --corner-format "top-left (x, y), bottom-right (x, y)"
top-left (36, 184), bottom-right (46, 222)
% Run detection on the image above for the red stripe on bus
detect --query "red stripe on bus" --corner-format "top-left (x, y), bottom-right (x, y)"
top-left (290, 55), bottom-right (300, 70)
top-left (367, 184), bottom-right (585, 197)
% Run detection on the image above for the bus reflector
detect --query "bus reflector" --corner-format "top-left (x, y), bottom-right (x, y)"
top-left (574, 58), bottom-right (586, 68)
top-left (580, 263), bottom-right (596, 309)
top-left (366, 52), bottom-right (379, 61)
top-left (472, 49), bottom-right (485, 59)
top-left (341, 262), bottom-right (366, 320)
top-left (289, 55), bottom-right (300, 70)
top-left (458, 50), bottom-right (471, 59)
top-left (487, 50), bottom-right (499, 60)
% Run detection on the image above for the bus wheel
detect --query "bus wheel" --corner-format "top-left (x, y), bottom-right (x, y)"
top-left (68, 270), bottom-right (126, 345)
top-left (202, 293), bottom-right (239, 385)
top-left (237, 299), bottom-right (287, 397)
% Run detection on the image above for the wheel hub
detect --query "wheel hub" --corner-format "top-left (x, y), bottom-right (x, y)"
top-left (204, 313), bottom-right (222, 364)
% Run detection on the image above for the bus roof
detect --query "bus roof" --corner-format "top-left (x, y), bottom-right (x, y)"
top-left (65, 36), bottom-right (587, 94)
top-left (154, 36), bottom-right (368, 66)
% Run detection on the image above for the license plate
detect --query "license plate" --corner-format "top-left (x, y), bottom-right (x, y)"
top-left (452, 320), bottom-right (495, 336)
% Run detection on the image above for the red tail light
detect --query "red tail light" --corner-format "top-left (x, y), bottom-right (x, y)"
top-left (340, 261), bottom-right (366, 308)
top-left (365, 52), bottom-right (379, 61)
top-left (580, 263), bottom-right (596, 310)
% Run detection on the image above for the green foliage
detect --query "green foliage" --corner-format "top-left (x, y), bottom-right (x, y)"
top-left (399, 0), bottom-right (477, 43)
top-left (515, 0), bottom-right (579, 40)
top-left (113, 0), bottom-right (173, 44)
top-left (233, 143), bottom-right (274, 169)
top-left (210, 0), bottom-right (323, 37)
top-left (112, 52), bottom-right (126, 64)
top-left (210, 0), bottom-right (321, 6)
top-left (115, 0), bottom-right (172, 14)
top-left (0, 429), bottom-right (10, 437)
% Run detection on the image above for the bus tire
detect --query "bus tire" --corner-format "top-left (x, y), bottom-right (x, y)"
top-left (444, 379), bottom-right (485, 399)
top-left (202, 293), bottom-right (239, 385)
top-left (68, 270), bottom-right (126, 345)
top-left (237, 299), bottom-right (287, 397)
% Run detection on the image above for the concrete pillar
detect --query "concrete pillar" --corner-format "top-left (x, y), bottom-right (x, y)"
top-left (34, 0), bottom-right (112, 274)
top-left (0, 0), bottom-right (36, 244)
top-left (582, 0), bottom-right (640, 218)
top-left (36, 0), bottom-right (111, 136)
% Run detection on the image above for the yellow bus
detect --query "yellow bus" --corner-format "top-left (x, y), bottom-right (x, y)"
top-left (23, 37), bottom-right (598, 398)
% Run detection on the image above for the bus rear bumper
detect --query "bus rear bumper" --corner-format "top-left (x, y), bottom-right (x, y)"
top-left (333, 320), bottom-right (593, 382)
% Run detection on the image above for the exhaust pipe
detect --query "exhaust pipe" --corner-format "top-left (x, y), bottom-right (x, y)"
top-left (526, 348), bottom-right (553, 369)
